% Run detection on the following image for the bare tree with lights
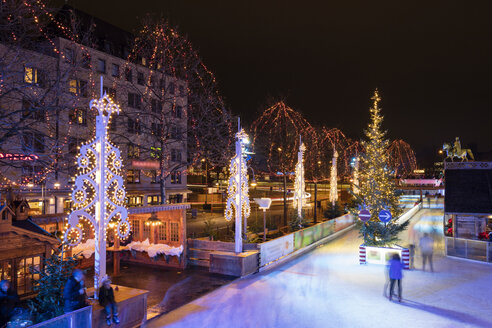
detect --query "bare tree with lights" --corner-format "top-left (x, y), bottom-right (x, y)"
top-left (251, 100), bottom-right (311, 227)
top-left (112, 16), bottom-right (233, 204)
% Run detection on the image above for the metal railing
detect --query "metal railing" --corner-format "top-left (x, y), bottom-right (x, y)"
top-left (29, 306), bottom-right (92, 328)
top-left (445, 237), bottom-right (492, 263)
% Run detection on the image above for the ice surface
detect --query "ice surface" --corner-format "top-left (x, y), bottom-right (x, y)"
top-left (146, 203), bottom-right (492, 328)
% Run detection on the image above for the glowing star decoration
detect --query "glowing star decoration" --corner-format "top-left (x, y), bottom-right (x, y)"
top-left (330, 150), bottom-right (338, 206)
top-left (293, 138), bottom-right (306, 219)
top-left (64, 90), bottom-right (130, 296)
top-left (225, 119), bottom-right (251, 253)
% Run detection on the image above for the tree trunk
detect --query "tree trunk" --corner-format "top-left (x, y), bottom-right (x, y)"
top-left (283, 174), bottom-right (287, 227)
top-left (313, 182), bottom-right (318, 223)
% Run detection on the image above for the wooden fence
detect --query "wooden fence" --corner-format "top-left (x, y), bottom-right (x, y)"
top-left (187, 239), bottom-right (258, 267)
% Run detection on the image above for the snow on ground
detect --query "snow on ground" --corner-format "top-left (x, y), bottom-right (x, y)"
top-left (145, 201), bottom-right (492, 328)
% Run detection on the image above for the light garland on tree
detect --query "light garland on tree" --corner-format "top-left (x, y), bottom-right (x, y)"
top-left (387, 139), bottom-right (417, 177)
top-left (225, 120), bottom-right (251, 253)
top-left (63, 90), bottom-right (130, 295)
top-left (293, 138), bottom-right (306, 219)
top-left (329, 150), bottom-right (338, 206)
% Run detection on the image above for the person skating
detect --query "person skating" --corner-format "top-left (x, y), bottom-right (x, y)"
top-left (63, 269), bottom-right (87, 313)
top-left (420, 233), bottom-right (434, 272)
top-left (98, 277), bottom-right (120, 326)
top-left (388, 253), bottom-right (404, 302)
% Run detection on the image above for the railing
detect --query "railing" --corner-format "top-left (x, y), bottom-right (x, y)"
top-left (29, 306), bottom-right (92, 328)
top-left (445, 237), bottom-right (492, 263)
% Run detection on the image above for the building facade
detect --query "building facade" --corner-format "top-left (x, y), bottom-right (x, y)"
top-left (0, 11), bottom-right (189, 219)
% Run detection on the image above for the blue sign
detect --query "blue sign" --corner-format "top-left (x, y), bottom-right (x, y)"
top-left (379, 209), bottom-right (392, 223)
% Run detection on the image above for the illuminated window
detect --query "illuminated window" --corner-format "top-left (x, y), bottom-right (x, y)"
top-left (69, 108), bottom-right (87, 126)
top-left (170, 222), bottom-right (179, 241)
top-left (158, 222), bottom-right (167, 241)
top-left (24, 67), bottom-right (42, 85)
top-left (127, 169), bottom-right (140, 184)
top-left (170, 170), bottom-right (181, 184)
top-left (128, 143), bottom-right (140, 159)
top-left (127, 195), bottom-right (143, 207)
top-left (69, 80), bottom-right (88, 97)
top-left (69, 79), bottom-right (78, 94)
top-left (131, 219), bottom-right (140, 238)
top-left (147, 195), bottom-right (161, 205)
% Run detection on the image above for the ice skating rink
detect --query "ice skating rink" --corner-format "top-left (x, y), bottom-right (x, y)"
top-left (146, 207), bottom-right (492, 328)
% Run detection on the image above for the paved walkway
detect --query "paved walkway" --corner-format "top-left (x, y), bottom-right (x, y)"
top-left (146, 207), bottom-right (492, 328)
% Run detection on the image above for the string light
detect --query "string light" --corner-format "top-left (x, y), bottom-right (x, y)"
top-left (293, 139), bottom-right (306, 219)
top-left (387, 139), bottom-right (417, 177)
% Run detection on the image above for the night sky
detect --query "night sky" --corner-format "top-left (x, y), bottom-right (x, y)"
top-left (65, 0), bottom-right (492, 165)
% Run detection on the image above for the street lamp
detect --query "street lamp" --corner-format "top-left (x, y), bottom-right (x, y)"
top-left (254, 198), bottom-right (272, 242)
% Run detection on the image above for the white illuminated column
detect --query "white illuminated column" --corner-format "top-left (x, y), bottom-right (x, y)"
top-left (225, 119), bottom-right (251, 253)
top-left (330, 150), bottom-right (338, 206)
top-left (64, 89), bottom-right (130, 295)
top-left (293, 138), bottom-right (306, 219)
top-left (352, 156), bottom-right (360, 195)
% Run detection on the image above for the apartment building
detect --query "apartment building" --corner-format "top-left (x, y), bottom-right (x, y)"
top-left (0, 9), bottom-right (189, 221)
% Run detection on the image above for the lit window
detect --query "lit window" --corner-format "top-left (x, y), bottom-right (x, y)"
top-left (158, 222), bottom-right (167, 241)
top-left (69, 79), bottom-right (78, 94)
top-left (127, 169), bottom-right (140, 184)
top-left (24, 67), bottom-right (39, 84)
top-left (128, 143), bottom-right (140, 159)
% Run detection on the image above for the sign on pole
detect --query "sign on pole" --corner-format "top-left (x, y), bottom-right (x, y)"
top-left (358, 209), bottom-right (371, 223)
top-left (379, 209), bottom-right (392, 223)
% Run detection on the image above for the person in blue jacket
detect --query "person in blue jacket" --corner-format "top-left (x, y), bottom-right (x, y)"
top-left (388, 253), bottom-right (404, 302)
top-left (63, 269), bottom-right (86, 313)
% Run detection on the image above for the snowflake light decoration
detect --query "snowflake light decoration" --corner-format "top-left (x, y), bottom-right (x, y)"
top-left (64, 92), bottom-right (130, 294)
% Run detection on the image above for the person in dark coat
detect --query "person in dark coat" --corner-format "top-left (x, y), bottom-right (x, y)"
top-left (388, 253), bottom-right (404, 302)
top-left (63, 269), bottom-right (86, 313)
top-left (0, 280), bottom-right (19, 326)
top-left (98, 277), bottom-right (119, 326)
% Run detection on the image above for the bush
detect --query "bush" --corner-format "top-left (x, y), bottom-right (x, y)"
top-left (324, 201), bottom-right (344, 219)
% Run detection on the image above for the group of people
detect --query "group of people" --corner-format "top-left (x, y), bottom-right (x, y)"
top-left (387, 233), bottom-right (435, 302)
top-left (63, 269), bottom-right (120, 326)
top-left (0, 270), bottom-right (120, 327)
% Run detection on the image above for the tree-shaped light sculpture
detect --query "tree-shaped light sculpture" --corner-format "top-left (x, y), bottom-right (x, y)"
top-left (293, 138), bottom-right (306, 219)
top-left (352, 156), bottom-right (360, 195)
top-left (64, 92), bottom-right (130, 294)
top-left (225, 120), bottom-right (251, 253)
top-left (329, 150), bottom-right (338, 206)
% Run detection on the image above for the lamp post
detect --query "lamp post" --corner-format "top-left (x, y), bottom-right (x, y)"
top-left (64, 79), bottom-right (130, 295)
top-left (225, 118), bottom-right (251, 253)
top-left (254, 198), bottom-right (272, 242)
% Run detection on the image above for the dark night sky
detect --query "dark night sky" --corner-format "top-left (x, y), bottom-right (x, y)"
top-left (65, 0), bottom-right (492, 165)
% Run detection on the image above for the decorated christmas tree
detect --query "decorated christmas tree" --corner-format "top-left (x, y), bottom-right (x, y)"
top-left (357, 89), bottom-right (407, 246)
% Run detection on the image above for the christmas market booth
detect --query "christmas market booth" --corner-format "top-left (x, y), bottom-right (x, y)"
top-left (0, 203), bottom-right (58, 297)
top-left (444, 162), bottom-right (492, 263)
